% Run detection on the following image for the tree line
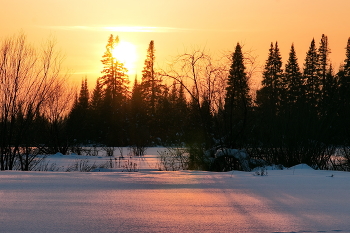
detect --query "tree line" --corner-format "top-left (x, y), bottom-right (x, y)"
top-left (1, 32), bottom-right (350, 170)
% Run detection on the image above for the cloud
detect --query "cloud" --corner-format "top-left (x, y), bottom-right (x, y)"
top-left (37, 25), bottom-right (188, 33)
top-left (37, 25), bottom-right (247, 34)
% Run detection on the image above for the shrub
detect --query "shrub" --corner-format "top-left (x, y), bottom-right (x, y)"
top-left (157, 147), bottom-right (189, 171)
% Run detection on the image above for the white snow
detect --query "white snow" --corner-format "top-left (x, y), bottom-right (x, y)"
top-left (1, 147), bottom-right (350, 233)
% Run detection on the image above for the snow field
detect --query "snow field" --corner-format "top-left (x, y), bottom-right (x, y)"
top-left (1, 148), bottom-right (350, 233)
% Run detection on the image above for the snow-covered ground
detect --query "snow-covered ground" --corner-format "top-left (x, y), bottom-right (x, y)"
top-left (1, 147), bottom-right (350, 233)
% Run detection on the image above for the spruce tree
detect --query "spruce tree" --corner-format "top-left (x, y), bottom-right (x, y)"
top-left (273, 41), bottom-right (284, 111)
top-left (254, 42), bottom-right (285, 151)
top-left (169, 81), bottom-right (178, 105)
top-left (154, 86), bottom-right (172, 144)
top-left (256, 42), bottom-right (283, 116)
top-left (140, 40), bottom-right (165, 140)
top-left (323, 64), bottom-right (337, 108)
top-left (78, 78), bottom-right (90, 109)
top-left (99, 34), bottom-right (129, 145)
top-left (318, 34), bottom-right (331, 93)
top-left (100, 34), bottom-right (129, 105)
top-left (89, 78), bottom-right (104, 143)
top-left (129, 77), bottom-right (149, 146)
top-left (177, 84), bottom-right (188, 118)
top-left (339, 38), bottom-right (350, 106)
top-left (344, 37), bottom-right (350, 77)
top-left (141, 40), bottom-right (164, 116)
top-left (176, 84), bottom-right (189, 140)
top-left (67, 78), bottom-right (90, 144)
top-left (338, 38), bottom-right (350, 142)
top-left (282, 44), bottom-right (303, 109)
top-left (224, 43), bottom-right (252, 148)
top-left (90, 78), bottom-right (103, 112)
top-left (303, 38), bottom-right (320, 110)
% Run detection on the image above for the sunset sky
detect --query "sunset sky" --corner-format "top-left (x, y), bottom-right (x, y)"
top-left (2, 0), bottom-right (350, 88)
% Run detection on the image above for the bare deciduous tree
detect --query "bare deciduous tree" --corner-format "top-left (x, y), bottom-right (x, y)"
top-left (162, 49), bottom-right (227, 117)
top-left (0, 32), bottom-right (71, 170)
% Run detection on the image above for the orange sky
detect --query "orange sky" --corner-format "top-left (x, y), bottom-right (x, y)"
top-left (1, 0), bottom-right (350, 89)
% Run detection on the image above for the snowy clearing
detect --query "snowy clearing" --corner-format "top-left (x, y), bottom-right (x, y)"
top-left (1, 148), bottom-right (350, 233)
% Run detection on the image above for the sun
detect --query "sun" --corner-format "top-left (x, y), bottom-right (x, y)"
top-left (112, 41), bottom-right (137, 75)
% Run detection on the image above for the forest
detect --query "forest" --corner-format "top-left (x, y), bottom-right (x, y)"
top-left (1, 33), bottom-right (350, 171)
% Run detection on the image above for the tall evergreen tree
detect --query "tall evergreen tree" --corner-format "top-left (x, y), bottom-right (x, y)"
top-left (78, 78), bottom-right (90, 109)
top-left (303, 38), bottom-right (320, 109)
top-left (89, 78), bottom-right (104, 143)
top-left (338, 38), bottom-right (350, 142)
top-left (129, 77), bottom-right (149, 146)
top-left (163, 82), bottom-right (188, 143)
top-left (141, 40), bottom-right (165, 141)
top-left (254, 42), bottom-right (286, 152)
top-left (338, 38), bottom-right (350, 107)
top-left (302, 36), bottom-right (337, 146)
top-left (141, 40), bottom-right (164, 116)
top-left (90, 78), bottom-right (103, 112)
top-left (322, 64), bottom-right (337, 108)
top-left (99, 34), bottom-right (129, 145)
top-left (344, 37), bottom-right (350, 77)
top-left (100, 34), bottom-right (129, 105)
top-left (67, 78), bottom-right (90, 144)
top-left (256, 42), bottom-right (283, 115)
top-left (282, 44), bottom-right (304, 108)
top-left (224, 43), bottom-right (252, 148)
top-left (175, 83), bottom-right (189, 141)
top-left (154, 86), bottom-right (173, 144)
top-left (318, 34), bottom-right (331, 93)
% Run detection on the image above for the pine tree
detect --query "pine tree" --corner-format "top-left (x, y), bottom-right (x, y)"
top-left (90, 78), bottom-right (103, 112)
top-left (338, 38), bottom-right (350, 141)
top-left (100, 34), bottom-right (129, 105)
top-left (131, 77), bottom-right (143, 112)
top-left (339, 38), bottom-right (350, 105)
top-left (256, 42), bottom-right (283, 115)
top-left (176, 84), bottom-right (189, 139)
top-left (141, 40), bottom-right (164, 116)
top-left (224, 43), bottom-right (252, 148)
top-left (318, 34), bottom-right (331, 94)
top-left (67, 78), bottom-right (90, 144)
top-left (78, 78), bottom-right (89, 109)
top-left (129, 77), bottom-right (149, 146)
top-left (317, 34), bottom-right (333, 119)
top-left (163, 82), bottom-right (188, 143)
top-left (154, 86), bottom-right (172, 144)
top-left (273, 41), bottom-right (284, 108)
top-left (303, 38), bottom-right (320, 109)
top-left (99, 34), bottom-right (129, 145)
top-left (344, 37), bottom-right (350, 77)
top-left (282, 44), bottom-right (304, 108)
top-left (89, 78), bottom-right (104, 143)
top-left (185, 86), bottom-right (203, 144)
top-left (177, 84), bottom-right (188, 116)
top-left (169, 81), bottom-right (178, 105)
top-left (323, 64), bottom-right (337, 107)
top-left (140, 40), bottom-right (166, 141)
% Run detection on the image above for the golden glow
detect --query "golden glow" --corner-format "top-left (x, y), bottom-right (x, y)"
top-left (4, 0), bottom-right (350, 86)
top-left (38, 25), bottom-right (182, 33)
top-left (112, 41), bottom-right (138, 75)
top-left (104, 26), bottom-right (157, 32)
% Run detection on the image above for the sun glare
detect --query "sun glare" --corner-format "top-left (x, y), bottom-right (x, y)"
top-left (112, 41), bottom-right (137, 75)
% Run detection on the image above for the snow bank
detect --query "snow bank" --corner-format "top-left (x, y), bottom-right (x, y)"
top-left (289, 163), bottom-right (314, 170)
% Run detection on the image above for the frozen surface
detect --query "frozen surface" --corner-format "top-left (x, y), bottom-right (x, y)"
top-left (1, 148), bottom-right (350, 233)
